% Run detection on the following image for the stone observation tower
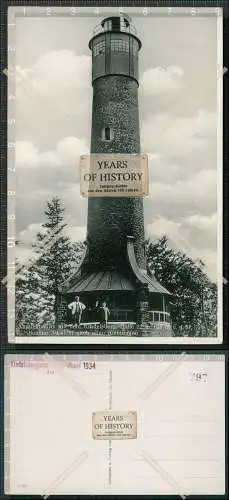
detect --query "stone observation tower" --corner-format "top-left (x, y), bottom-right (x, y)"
top-left (59, 15), bottom-right (172, 333)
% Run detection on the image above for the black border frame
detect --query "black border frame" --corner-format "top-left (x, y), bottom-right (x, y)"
top-left (0, 0), bottom-right (228, 350)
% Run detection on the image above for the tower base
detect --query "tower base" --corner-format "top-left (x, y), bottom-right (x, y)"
top-left (58, 237), bottom-right (173, 335)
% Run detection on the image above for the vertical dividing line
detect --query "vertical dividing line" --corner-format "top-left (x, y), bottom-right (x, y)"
top-left (108, 369), bottom-right (113, 486)
top-left (128, 32), bottom-right (131, 77)
top-left (105, 32), bottom-right (111, 75)
top-left (217, 10), bottom-right (223, 343)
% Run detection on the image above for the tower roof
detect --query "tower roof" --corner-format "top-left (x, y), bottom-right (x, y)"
top-left (61, 270), bottom-right (136, 294)
top-left (91, 15), bottom-right (138, 38)
top-left (101, 14), bottom-right (132, 29)
top-left (127, 236), bottom-right (171, 295)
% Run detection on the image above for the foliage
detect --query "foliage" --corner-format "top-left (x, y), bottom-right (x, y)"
top-left (146, 235), bottom-right (217, 336)
top-left (16, 201), bottom-right (217, 337)
top-left (15, 261), bottom-right (56, 329)
top-left (16, 197), bottom-right (85, 331)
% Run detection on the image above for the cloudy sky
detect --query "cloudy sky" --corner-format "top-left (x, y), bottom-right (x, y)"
top-left (14, 7), bottom-right (221, 280)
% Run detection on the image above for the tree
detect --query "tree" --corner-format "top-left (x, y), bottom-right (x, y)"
top-left (15, 260), bottom-right (56, 329)
top-left (16, 197), bottom-right (85, 331)
top-left (146, 236), bottom-right (217, 337)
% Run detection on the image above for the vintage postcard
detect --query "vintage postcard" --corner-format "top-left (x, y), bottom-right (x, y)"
top-left (4, 353), bottom-right (225, 495)
top-left (6, 6), bottom-right (223, 343)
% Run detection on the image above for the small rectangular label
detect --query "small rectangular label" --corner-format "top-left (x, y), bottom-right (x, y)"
top-left (80, 154), bottom-right (148, 197)
top-left (92, 410), bottom-right (137, 440)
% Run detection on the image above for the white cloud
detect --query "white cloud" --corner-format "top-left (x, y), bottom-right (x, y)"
top-left (39, 151), bottom-right (61, 167)
top-left (17, 51), bottom-right (91, 94)
top-left (16, 222), bottom-right (87, 266)
top-left (147, 217), bottom-right (181, 240)
top-left (18, 223), bottom-right (44, 245)
top-left (16, 142), bottom-right (39, 168)
top-left (146, 217), bottom-right (194, 258)
top-left (186, 213), bottom-right (217, 232)
top-left (56, 137), bottom-right (88, 166)
top-left (142, 110), bottom-right (216, 161)
top-left (18, 221), bottom-right (86, 247)
top-left (16, 141), bottom-right (63, 169)
top-left (65, 225), bottom-right (86, 242)
top-left (148, 168), bottom-right (216, 215)
top-left (16, 51), bottom-right (92, 144)
top-left (16, 137), bottom-right (89, 170)
top-left (146, 216), bottom-right (217, 280)
top-left (141, 65), bottom-right (184, 95)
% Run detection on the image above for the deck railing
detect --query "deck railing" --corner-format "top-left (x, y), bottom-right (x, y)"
top-left (110, 308), bottom-right (134, 322)
top-left (148, 310), bottom-right (171, 324)
top-left (92, 21), bottom-right (137, 37)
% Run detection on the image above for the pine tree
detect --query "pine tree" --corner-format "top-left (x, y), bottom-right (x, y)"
top-left (146, 236), bottom-right (217, 336)
top-left (15, 260), bottom-right (56, 330)
top-left (16, 198), bottom-right (85, 331)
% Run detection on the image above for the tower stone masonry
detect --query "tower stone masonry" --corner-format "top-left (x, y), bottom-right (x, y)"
top-left (59, 15), bottom-right (172, 335)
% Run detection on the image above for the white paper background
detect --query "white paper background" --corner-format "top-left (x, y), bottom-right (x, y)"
top-left (5, 354), bottom-right (225, 495)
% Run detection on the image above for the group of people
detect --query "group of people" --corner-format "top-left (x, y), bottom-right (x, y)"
top-left (68, 296), bottom-right (110, 328)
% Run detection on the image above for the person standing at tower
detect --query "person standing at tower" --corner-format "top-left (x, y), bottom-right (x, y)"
top-left (99, 301), bottom-right (110, 329)
top-left (94, 300), bottom-right (100, 323)
top-left (68, 296), bottom-right (86, 326)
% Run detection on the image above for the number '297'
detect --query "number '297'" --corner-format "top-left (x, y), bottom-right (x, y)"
top-left (190, 372), bottom-right (207, 382)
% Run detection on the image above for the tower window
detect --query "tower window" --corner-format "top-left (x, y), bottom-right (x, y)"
top-left (93, 40), bottom-right (105, 56)
top-left (111, 39), bottom-right (129, 52)
top-left (120, 18), bottom-right (130, 32)
top-left (105, 127), bottom-right (110, 140)
top-left (103, 20), bottom-right (112, 31)
top-left (102, 127), bottom-right (114, 141)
